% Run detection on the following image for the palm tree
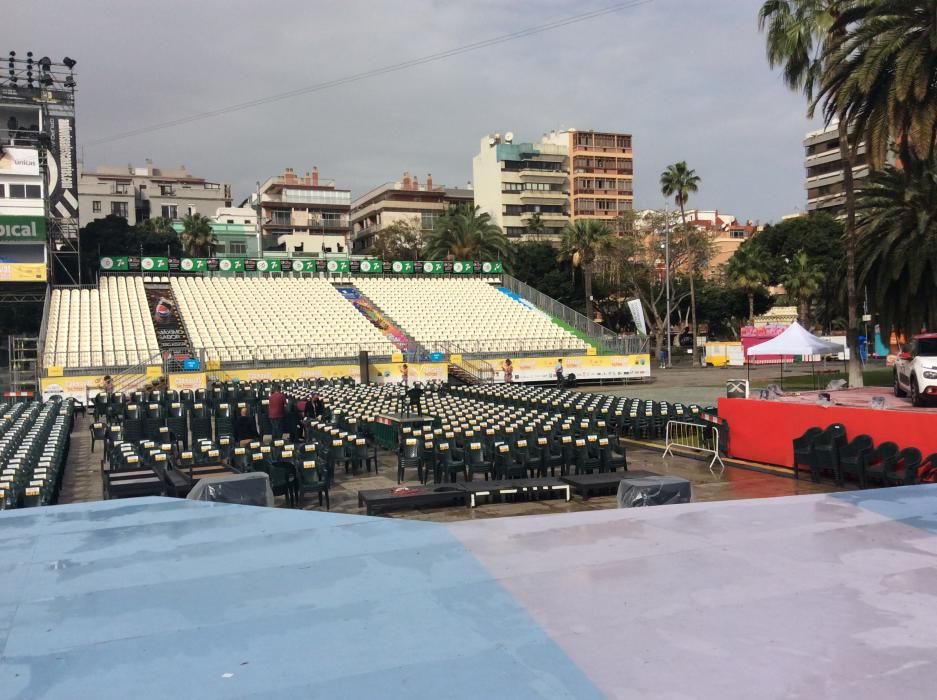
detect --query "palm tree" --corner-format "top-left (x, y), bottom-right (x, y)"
top-left (660, 162), bottom-right (702, 364)
top-left (758, 0), bottom-right (864, 387)
top-left (817, 1), bottom-right (937, 170)
top-left (854, 157), bottom-right (937, 335)
top-left (423, 204), bottom-right (510, 261)
top-left (726, 243), bottom-right (769, 324)
top-left (524, 212), bottom-right (546, 240)
top-left (179, 213), bottom-right (216, 258)
top-left (782, 251), bottom-right (825, 326)
top-left (558, 219), bottom-right (616, 321)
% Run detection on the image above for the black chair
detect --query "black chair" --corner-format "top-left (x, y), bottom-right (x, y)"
top-left (865, 442), bottom-right (900, 486)
top-left (297, 458), bottom-right (330, 509)
top-left (792, 427), bottom-right (823, 480)
top-left (438, 442), bottom-right (466, 483)
top-left (263, 460), bottom-right (300, 507)
top-left (600, 437), bottom-right (627, 472)
top-left (466, 441), bottom-right (493, 481)
top-left (397, 438), bottom-right (421, 484)
top-left (496, 444), bottom-right (526, 480)
top-left (89, 422), bottom-right (107, 453)
top-left (838, 434), bottom-right (874, 488)
top-left (810, 424), bottom-right (847, 483)
top-left (887, 447), bottom-right (923, 486)
top-left (350, 438), bottom-right (378, 474)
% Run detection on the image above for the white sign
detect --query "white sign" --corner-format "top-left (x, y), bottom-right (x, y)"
top-left (627, 298), bottom-right (648, 335)
top-left (0, 147), bottom-right (40, 176)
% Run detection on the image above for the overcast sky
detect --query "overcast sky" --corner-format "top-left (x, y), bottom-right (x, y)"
top-left (8, 0), bottom-right (824, 222)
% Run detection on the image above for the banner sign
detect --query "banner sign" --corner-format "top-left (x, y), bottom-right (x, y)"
top-left (255, 259), bottom-right (281, 273)
top-left (180, 258), bottom-right (208, 272)
top-left (451, 261), bottom-right (473, 274)
top-left (420, 261), bottom-right (445, 274)
top-left (46, 117), bottom-right (79, 219)
top-left (141, 256), bottom-right (168, 272)
top-left (627, 298), bottom-right (647, 336)
top-left (358, 259), bottom-right (381, 273)
top-left (0, 263), bottom-right (46, 282)
top-left (0, 216), bottom-right (46, 242)
top-left (0, 147), bottom-right (40, 176)
top-left (218, 258), bottom-right (245, 272)
top-left (480, 261), bottom-right (504, 274)
top-left (100, 256), bottom-right (128, 271)
top-left (388, 260), bottom-right (414, 274)
top-left (322, 259), bottom-right (350, 273)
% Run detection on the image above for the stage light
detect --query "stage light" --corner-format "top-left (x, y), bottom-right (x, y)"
top-left (64, 76), bottom-right (76, 89)
top-left (62, 56), bottom-right (76, 69)
top-left (38, 56), bottom-right (51, 70)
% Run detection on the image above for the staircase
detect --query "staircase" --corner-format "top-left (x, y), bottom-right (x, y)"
top-left (447, 353), bottom-right (494, 385)
top-left (143, 282), bottom-right (193, 362)
top-left (335, 286), bottom-right (418, 352)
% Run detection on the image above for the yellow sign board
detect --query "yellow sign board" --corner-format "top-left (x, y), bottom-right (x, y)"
top-left (146, 365), bottom-right (162, 378)
top-left (0, 263), bottom-right (46, 282)
top-left (47, 365), bottom-right (63, 377)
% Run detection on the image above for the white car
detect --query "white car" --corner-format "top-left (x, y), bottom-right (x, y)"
top-left (894, 334), bottom-right (937, 406)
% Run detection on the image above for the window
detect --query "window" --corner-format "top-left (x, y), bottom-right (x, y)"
top-left (272, 210), bottom-right (291, 225)
top-left (0, 184), bottom-right (4, 198)
top-left (502, 182), bottom-right (523, 193)
top-left (227, 219), bottom-right (235, 224)
top-left (9, 184), bottom-right (41, 198)
top-left (160, 185), bottom-right (174, 196)
top-left (188, 206), bottom-right (196, 216)
top-left (93, 200), bottom-right (102, 213)
top-left (161, 204), bottom-right (178, 219)
top-left (111, 201), bottom-right (129, 218)
top-left (228, 241), bottom-right (247, 255)
top-left (114, 182), bottom-right (130, 195)
top-left (504, 205), bottom-right (522, 216)
top-left (214, 244), bottom-right (225, 255)
top-left (421, 212), bottom-right (440, 230)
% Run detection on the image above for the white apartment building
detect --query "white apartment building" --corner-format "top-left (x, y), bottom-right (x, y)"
top-left (804, 122), bottom-right (870, 217)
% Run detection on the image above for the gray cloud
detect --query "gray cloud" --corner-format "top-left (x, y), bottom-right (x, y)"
top-left (8, 0), bottom-right (823, 221)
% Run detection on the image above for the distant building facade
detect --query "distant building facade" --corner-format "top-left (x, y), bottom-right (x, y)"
top-left (78, 159), bottom-right (232, 227)
top-left (350, 172), bottom-right (473, 253)
top-left (252, 167), bottom-right (350, 254)
top-left (170, 206), bottom-right (260, 258)
top-left (804, 122), bottom-right (869, 217)
top-left (679, 209), bottom-right (758, 272)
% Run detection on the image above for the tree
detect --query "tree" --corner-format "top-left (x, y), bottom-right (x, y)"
top-left (725, 242), bottom-right (770, 324)
top-left (817, 1), bottom-right (937, 170)
top-left (782, 251), bottom-right (825, 326)
top-left (854, 157), bottom-right (937, 335)
top-left (660, 161), bottom-right (702, 364)
top-left (696, 277), bottom-right (773, 340)
top-left (524, 212), bottom-right (546, 240)
top-left (370, 219), bottom-right (423, 260)
top-left (179, 213), bottom-right (216, 258)
top-left (423, 204), bottom-right (510, 262)
top-left (758, 0), bottom-right (864, 387)
top-left (558, 219), bottom-right (617, 321)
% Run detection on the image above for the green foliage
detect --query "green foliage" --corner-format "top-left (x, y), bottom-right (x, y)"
top-left (523, 212), bottom-right (546, 239)
top-left (855, 157), bottom-right (937, 334)
top-left (558, 219), bottom-right (618, 320)
top-left (749, 213), bottom-right (844, 285)
top-left (509, 241), bottom-right (582, 309)
top-left (696, 278), bottom-right (772, 339)
top-left (782, 250), bottom-right (826, 324)
top-left (370, 219), bottom-right (423, 260)
top-left (78, 215), bottom-right (184, 282)
top-left (660, 162), bottom-right (700, 210)
top-left (179, 213), bottom-right (216, 258)
top-left (423, 204), bottom-right (510, 264)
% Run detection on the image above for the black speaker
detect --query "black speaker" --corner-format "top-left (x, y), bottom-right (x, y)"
top-left (359, 350), bottom-right (370, 385)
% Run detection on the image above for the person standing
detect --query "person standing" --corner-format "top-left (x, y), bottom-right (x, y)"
top-left (407, 382), bottom-right (424, 415)
top-left (503, 359), bottom-right (514, 383)
top-left (555, 359), bottom-right (564, 388)
top-left (267, 387), bottom-right (287, 439)
top-left (401, 363), bottom-right (409, 386)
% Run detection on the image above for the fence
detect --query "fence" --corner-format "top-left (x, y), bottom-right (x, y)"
top-left (663, 420), bottom-right (725, 475)
top-left (501, 274), bottom-right (649, 356)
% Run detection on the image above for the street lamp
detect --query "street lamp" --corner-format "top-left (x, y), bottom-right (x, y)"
top-left (664, 205), bottom-right (672, 369)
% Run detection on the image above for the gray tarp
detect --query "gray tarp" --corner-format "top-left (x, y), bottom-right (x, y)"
top-left (186, 471), bottom-right (274, 507)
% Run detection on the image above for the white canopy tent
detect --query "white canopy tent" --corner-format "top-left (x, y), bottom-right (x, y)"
top-left (746, 321), bottom-right (846, 389)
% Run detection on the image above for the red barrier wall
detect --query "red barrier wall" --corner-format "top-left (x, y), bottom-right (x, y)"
top-left (717, 398), bottom-right (937, 468)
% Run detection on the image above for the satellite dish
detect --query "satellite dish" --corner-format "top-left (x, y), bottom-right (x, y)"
top-left (488, 137), bottom-right (495, 146)
top-left (505, 131), bottom-right (514, 143)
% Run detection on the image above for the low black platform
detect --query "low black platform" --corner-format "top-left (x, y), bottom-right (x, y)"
top-left (358, 485), bottom-right (466, 516)
top-left (460, 478), bottom-right (571, 507)
top-left (561, 470), bottom-right (658, 500)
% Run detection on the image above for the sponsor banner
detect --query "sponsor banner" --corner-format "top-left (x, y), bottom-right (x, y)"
top-left (0, 146), bottom-right (40, 176)
top-left (45, 117), bottom-right (79, 219)
top-left (322, 259), bottom-right (350, 274)
top-left (40, 374), bottom-right (149, 403)
top-left (627, 298), bottom-right (647, 335)
top-left (0, 262), bottom-right (46, 282)
top-left (420, 261), bottom-right (445, 274)
top-left (388, 260), bottom-right (414, 274)
top-left (290, 259), bottom-right (311, 272)
top-left (218, 258), bottom-right (246, 273)
top-left (254, 258), bottom-right (281, 273)
top-left (210, 362), bottom-right (447, 385)
top-left (168, 257), bottom-right (181, 272)
top-left (128, 256), bottom-right (141, 272)
top-left (141, 256), bottom-right (169, 272)
top-left (179, 258), bottom-right (208, 272)
top-left (100, 256), bottom-right (129, 271)
top-left (480, 261), bottom-right (504, 274)
top-left (358, 259), bottom-right (382, 273)
top-left (490, 354), bottom-right (651, 384)
top-left (451, 260), bottom-right (473, 274)
top-left (0, 216), bottom-right (45, 243)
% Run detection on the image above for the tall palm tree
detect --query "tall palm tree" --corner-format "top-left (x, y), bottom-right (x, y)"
top-left (782, 251), bottom-right (825, 325)
top-left (179, 213), bottom-right (216, 258)
top-left (524, 212), bottom-right (546, 240)
top-left (854, 157), bottom-right (937, 335)
top-left (660, 162), bottom-right (702, 364)
top-left (758, 0), bottom-right (864, 387)
top-left (423, 204), bottom-right (510, 261)
top-left (817, 1), bottom-right (937, 170)
top-left (726, 243), bottom-right (769, 324)
top-left (558, 219), bottom-right (616, 321)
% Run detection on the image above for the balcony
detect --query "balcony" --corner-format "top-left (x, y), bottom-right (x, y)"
top-left (518, 168), bottom-right (568, 181)
top-left (519, 189), bottom-right (568, 203)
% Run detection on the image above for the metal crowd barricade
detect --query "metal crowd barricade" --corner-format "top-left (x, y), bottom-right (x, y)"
top-left (663, 420), bottom-right (725, 475)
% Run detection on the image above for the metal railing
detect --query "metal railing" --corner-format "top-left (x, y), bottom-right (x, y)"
top-left (663, 420), bottom-right (725, 475)
top-left (501, 274), bottom-right (649, 356)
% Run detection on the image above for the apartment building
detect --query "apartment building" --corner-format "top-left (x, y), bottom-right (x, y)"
top-left (350, 172), bottom-right (473, 253)
top-left (543, 128), bottom-right (634, 230)
top-left (804, 122), bottom-right (869, 217)
top-left (252, 167), bottom-right (350, 254)
top-left (472, 133), bottom-right (570, 240)
top-left (680, 209), bottom-right (758, 271)
top-left (78, 160), bottom-right (232, 227)
top-left (169, 206), bottom-right (260, 258)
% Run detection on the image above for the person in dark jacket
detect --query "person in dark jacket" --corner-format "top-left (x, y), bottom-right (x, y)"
top-left (407, 383), bottom-right (424, 415)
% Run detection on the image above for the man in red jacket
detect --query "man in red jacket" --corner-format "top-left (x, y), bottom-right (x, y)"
top-left (267, 387), bottom-right (287, 439)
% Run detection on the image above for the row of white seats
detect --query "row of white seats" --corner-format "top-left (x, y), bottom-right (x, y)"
top-left (43, 277), bottom-right (160, 368)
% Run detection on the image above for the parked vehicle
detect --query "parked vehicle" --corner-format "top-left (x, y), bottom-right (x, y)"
top-left (894, 333), bottom-right (937, 407)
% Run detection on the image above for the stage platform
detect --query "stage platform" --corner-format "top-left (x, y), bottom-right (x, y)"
top-left (3, 489), bottom-right (937, 698)
top-left (719, 387), bottom-right (937, 468)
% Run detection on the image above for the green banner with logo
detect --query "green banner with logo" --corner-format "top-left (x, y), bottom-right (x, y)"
top-left (218, 258), bottom-right (245, 272)
top-left (0, 216), bottom-right (46, 243)
top-left (100, 256), bottom-right (129, 271)
top-left (452, 260), bottom-right (473, 274)
top-left (420, 261), bottom-right (444, 274)
top-left (180, 258), bottom-right (208, 272)
top-left (358, 259), bottom-right (381, 273)
top-left (481, 261), bottom-right (504, 274)
top-left (255, 259), bottom-right (280, 272)
top-left (141, 256), bottom-right (169, 272)
top-left (389, 261), bottom-right (414, 274)
top-left (325, 259), bottom-right (350, 273)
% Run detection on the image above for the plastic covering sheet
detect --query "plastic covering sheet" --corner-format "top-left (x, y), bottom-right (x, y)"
top-left (186, 472), bottom-right (274, 507)
top-left (616, 475), bottom-right (691, 508)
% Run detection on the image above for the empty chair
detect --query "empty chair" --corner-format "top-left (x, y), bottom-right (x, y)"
top-left (838, 434), bottom-right (874, 488)
top-left (886, 447), bottom-right (923, 486)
